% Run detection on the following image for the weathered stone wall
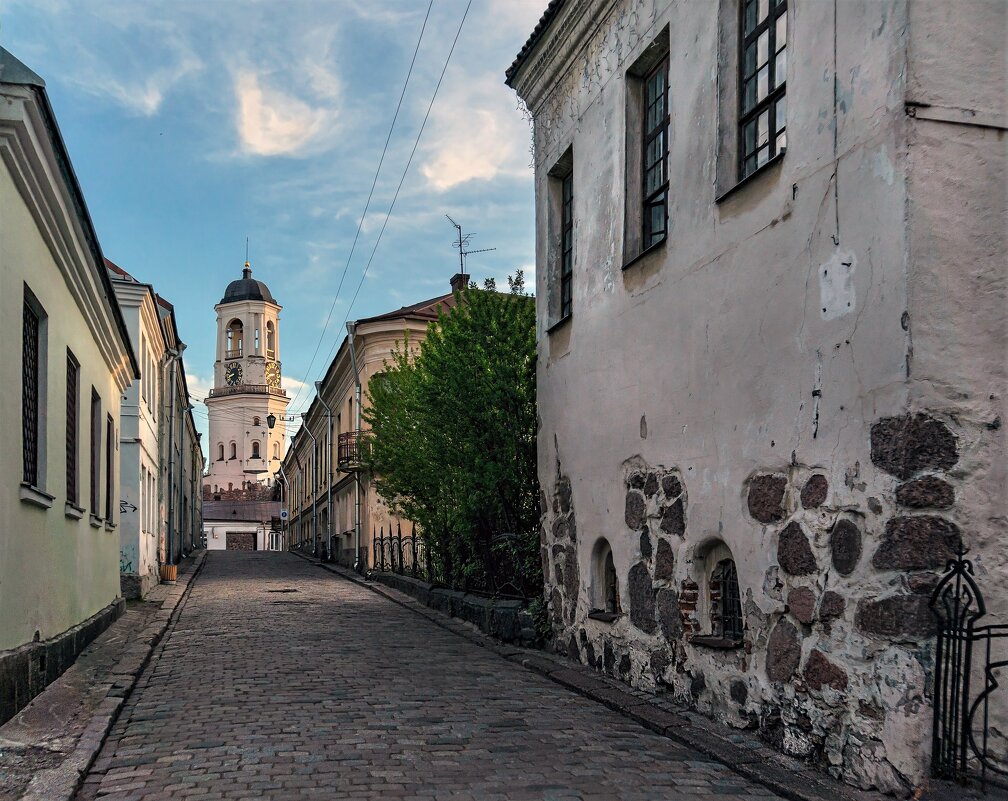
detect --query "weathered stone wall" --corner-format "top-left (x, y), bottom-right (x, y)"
top-left (512, 0), bottom-right (1005, 794)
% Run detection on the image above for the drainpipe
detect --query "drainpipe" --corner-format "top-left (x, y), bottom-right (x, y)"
top-left (163, 343), bottom-right (185, 570)
top-left (346, 320), bottom-right (363, 574)
top-left (315, 381), bottom-right (334, 561)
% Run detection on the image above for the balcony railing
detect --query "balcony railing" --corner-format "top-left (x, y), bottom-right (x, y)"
top-left (225, 349), bottom-right (243, 359)
top-left (337, 430), bottom-right (368, 469)
top-left (207, 384), bottom-right (287, 398)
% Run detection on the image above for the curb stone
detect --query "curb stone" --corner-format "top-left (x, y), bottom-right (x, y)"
top-left (13, 551), bottom-right (207, 801)
top-left (293, 551), bottom-right (887, 801)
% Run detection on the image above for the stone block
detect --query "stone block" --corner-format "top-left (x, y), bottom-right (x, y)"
top-left (766, 619), bottom-right (801, 682)
top-left (624, 490), bottom-right (646, 530)
top-left (777, 522), bottom-right (817, 576)
top-left (872, 515), bottom-right (961, 571)
top-left (661, 473), bottom-right (682, 500)
top-left (639, 530), bottom-right (652, 559)
top-left (627, 562), bottom-right (656, 634)
top-left (747, 474), bottom-right (787, 523)
top-left (830, 519), bottom-right (862, 575)
top-left (855, 594), bottom-right (935, 638)
top-left (643, 472), bottom-right (659, 497)
top-left (803, 650), bottom-right (848, 690)
top-left (787, 587), bottom-right (816, 625)
top-left (895, 476), bottom-right (955, 509)
top-left (819, 590), bottom-right (845, 621)
top-left (656, 587), bottom-right (682, 641)
top-left (654, 538), bottom-right (675, 579)
top-left (870, 412), bottom-right (958, 479)
top-left (800, 474), bottom-right (828, 509)
top-left (659, 498), bottom-right (685, 537)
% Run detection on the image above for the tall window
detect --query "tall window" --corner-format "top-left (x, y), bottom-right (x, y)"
top-left (739, 0), bottom-right (787, 179)
top-left (90, 389), bottom-right (101, 513)
top-left (266, 322), bottom-right (275, 358)
top-left (22, 294), bottom-right (42, 486)
top-left (711, 558), bottom-right (744, 640)
top-left (105, 414), bottom-right (114, 520)
top-left (229, 442), bottom-right (237, 460)
top-left (66, 351), bottom-right (80, 505)
top-left (217, 442), bottom-right (224, 461)
top-left (560, 172), bottom-right (574, 320)
top-left (226, 319), bottom-right (243, 358)
top-left (642, 56), bottom-right (669, 248)
top-left (252, 441), bottom-right (261, 459)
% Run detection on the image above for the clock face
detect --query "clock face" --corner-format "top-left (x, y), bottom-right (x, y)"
top-left (264, 362), bottom-right (281, 388)
top-left (225, 362), bottom-right (243, 386)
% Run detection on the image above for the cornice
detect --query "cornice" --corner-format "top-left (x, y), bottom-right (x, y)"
top-left (509, 0), bottom-right (618, 112)
top-left (0, 85), bottom-right (134, 392)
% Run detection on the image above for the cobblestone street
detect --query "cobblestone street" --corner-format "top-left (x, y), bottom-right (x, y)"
top-left (75, 551), bottom-right (784, 801)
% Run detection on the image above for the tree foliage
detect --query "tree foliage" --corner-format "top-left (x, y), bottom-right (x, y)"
top-left (364, 274), bottom-right (540, 598)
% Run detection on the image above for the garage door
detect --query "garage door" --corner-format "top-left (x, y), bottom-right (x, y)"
top-left (225, 531), bottom-right (255, 550)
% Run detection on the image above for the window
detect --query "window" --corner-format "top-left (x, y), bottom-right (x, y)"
top-left (229, 442), bottom-right (237, 460)
top-left (642, 56), bottom-right (669, 248)
top-left (217, 442), bottom-right (224, 461)
top-left (22, 289), bottom-right (46, 488)
top-left (66, 351), bottom-right (79, 505)
top-left (90, 389), bottom-right (101, 514)
top-left (739, 0), bottom-right (787, 179)
top-left (253, 417), bottom-right (261, 427)
top-left (252, 441), bottom-right (260, 459)
top-left (106, 415), bottom-right (115, 520)
top-left (589, 538), bottom-right (620, 621)
top-left (266, 322), bottom-right (275, 359)
top-left (226, 319), bottom-right (243, 358)
top-left (692, 541), bottom-right (745, 647)
top-left (273, 442), bottom-right (280, 460)
top-left (255, 327), bottom-right (260, 354)
top-left (560, 172), bottom-right (574, 320)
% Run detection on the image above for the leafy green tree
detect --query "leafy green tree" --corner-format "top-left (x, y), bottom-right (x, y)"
top-left (364, 273), bottom-right (540, 598)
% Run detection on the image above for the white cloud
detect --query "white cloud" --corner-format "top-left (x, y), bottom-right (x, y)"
top-left (420, 70), bottom-right (531, 191)
top-left (234, 71), bottom-right (337, 157)
top-left (282, 374), bottom-right (308, 396)
top-left (186, 372), bottom-right (213, 404)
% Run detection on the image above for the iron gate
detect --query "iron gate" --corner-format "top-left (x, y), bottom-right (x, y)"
top-left (930, 548), bottom-right (1007, 790)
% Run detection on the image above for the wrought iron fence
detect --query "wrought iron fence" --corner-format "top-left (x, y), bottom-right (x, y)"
top-left (372, 523), bottom-right (427, 579)
top-left (930, 548), bottom-right (1007, 791)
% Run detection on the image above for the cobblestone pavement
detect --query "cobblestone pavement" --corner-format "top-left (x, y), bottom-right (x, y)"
top-left (77, 551), bottom-right (783, 800)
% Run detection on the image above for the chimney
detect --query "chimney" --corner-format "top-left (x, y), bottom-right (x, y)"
top-left (450, 272), bottom-right (470, 293)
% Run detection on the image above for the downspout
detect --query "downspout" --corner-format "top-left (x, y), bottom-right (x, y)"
top-left (315, 381), bottom-right (334, 561)
top-left (346, 320), bottom-right (363, 574)
top-left (300, 416), bottom-right (319, 557)
top-left (163, 344), bottom-right (184, 570)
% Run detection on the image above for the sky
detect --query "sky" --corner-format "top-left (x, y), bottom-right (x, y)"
top-left (0, 0), bottom-right (543, 446)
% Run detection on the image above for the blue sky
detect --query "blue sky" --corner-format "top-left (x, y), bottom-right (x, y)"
top-left (0, 0), bottom-right (542, 444)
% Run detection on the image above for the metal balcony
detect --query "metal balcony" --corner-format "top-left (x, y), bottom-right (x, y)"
top-left (337, 430), bottom-right (368, 470)
top-left (225, 349), bottom-right (243, 359)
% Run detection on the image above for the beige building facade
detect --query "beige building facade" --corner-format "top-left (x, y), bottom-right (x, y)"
top-left (284, 279), bottom-right (459, 568)
top-left (508, 0), bottom-right (1005, 793)
top-left (0, 48), bottom-right (139, 721)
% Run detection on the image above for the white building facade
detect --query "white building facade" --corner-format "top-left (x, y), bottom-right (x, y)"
top-left (204, 264), bottom-right (288, 494)
top-left (508, 0), bottom-right (1005, 794)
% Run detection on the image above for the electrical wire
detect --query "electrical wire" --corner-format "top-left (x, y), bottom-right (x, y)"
top-left (286, 0), bottom-right (435, 414)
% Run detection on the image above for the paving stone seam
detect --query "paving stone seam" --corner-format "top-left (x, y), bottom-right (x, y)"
top-left (39, 552), bottom-right (209, 801)
top-left (293, 551), bottom-right (882, 801)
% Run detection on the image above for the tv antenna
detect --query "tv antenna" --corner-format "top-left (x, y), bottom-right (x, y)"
top-left (446, 215), bottom-right (495, 275)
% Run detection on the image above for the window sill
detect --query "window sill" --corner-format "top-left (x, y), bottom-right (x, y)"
top-left (20, 483), bottom-right (55, 509)
top-left (546, 314), bottom-right (572, 336)
top-left (690, 635), bottom-right (744, 650)
top-left (104, 521), bottom-right (116, 532)
top-left (89, 514), bottom-right (103, 529)
top-left (622, 236), bottom-right (667, 272)
top-left (65, 502), bottom-right (85, 520)
top-left (715, 149), bottom-right (786, 204)
top-left (587, 610), bottom-right (621, 624)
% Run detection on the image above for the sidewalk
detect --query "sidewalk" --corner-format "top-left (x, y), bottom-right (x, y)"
top-left (296, 552), bottom-right (991, 801)
top-left (0, 551), bottom-right (206, 801)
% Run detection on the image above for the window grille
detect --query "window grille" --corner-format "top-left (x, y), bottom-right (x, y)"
top-left (560, 172), bottom-right (573, 320)
top-left (739, 0), bottom-right (787, 178)
top-left (105, 414), bottom-right (114, 520)
top-left (604, 550), bottom-right (620, 614)
top-left (711, 558), bottom-right (744, 640)
top-left (22, 299), bottom-right (40, 486)
top-left (66, 351), bottom-right (79, 504)
top-left (643, 56), bottom-right (669, 248)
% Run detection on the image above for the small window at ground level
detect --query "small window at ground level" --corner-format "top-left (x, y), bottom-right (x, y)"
top-left (711, 558), bottom-right (743, 640)
top-left (590, 538), bottom-right (621, 616)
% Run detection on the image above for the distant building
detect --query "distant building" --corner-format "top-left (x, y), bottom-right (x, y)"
top-left (0, 47), bottom-right (139, 723)
top-left (203, 492), bottom-right (282, 552)
top-left (108, 261), bottom-right (204, 596)
top-left (283, 276), bottom-right (461, 567)
top-left (203, 264), bottom-right (289, 494)
top-left (508, 1), bottom-right (1005, 793)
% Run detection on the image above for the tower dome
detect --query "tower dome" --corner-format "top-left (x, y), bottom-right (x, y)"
top-left (220, 263), bottom-right (275, 304)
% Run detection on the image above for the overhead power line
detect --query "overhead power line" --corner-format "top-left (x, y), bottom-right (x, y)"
top-left (286, 0), bottom-right (435, 414)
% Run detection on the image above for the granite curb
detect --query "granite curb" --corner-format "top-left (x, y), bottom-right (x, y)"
top-left (294, 551), bottom-right (891, 801)
top-left (8, 551), bottom-right (207, 801)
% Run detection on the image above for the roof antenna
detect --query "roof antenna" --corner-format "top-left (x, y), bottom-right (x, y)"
top-left (445, 215), bottom-right (494, 276)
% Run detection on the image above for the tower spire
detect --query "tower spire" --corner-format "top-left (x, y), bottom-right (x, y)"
top-left (243, 237), bottom-right (252, 279)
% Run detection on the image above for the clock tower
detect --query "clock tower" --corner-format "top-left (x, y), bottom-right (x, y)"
top-left (203, 262), bottom-right (289, 493)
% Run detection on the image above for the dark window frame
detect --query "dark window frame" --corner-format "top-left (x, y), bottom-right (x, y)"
top-left (711, 558), bottom-right (744, 641)
top-left (22, 295), bottom-right (41, 487)
top-left (66, 350), bottom-right (80, 505)
top-left (738, 0), bottom-right (787, 180)
top-left (90, 389), bottom-right (102, 514)
top-left (560, 171), bottom-right (574, 321)
top-left (105, 414), bottom-right (115, 521)
top-left (642, 55), bottom-right (670, 249)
